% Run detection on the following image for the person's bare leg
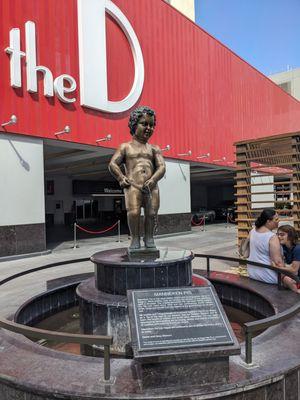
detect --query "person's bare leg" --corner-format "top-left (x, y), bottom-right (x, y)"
top-left (143, 188), bottom-right (159, 248)
top-left (125, 188), bottom-right (142, 249)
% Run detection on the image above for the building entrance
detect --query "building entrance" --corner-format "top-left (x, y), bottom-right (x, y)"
top-left (190, 162), bottom-right (236, 224)
top-left (43, 139), bottom-right (128, 245)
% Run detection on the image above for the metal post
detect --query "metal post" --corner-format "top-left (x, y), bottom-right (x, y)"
top-left (73, 223), bottom-right (77, 249)
top-left (245, 330), bottom-right (252, 364)
top-left (226, 213), bottom-right (229, 228)
top-left (117, 220), bottom-right (121, 243)
top-left (207, 256), bottom-right (210, 276)
top-left (202, 216), bottom-right (206, 231)
top-left (104, 344), bottom-right (111, 381)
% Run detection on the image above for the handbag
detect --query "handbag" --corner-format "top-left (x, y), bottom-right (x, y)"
top-left (239, 236), bottom-right (250, 259)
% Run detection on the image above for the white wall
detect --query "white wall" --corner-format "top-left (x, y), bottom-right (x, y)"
top-left (269, 68), bottom-right (300, 101)
top-left (168, 0), bottom-right (195, 21)
top-left (0, 134), bottom-right (45, 226)
top-left (251, 174), bottom-right (274, 209)
top-left (158, 160), bottom-right (191, 214)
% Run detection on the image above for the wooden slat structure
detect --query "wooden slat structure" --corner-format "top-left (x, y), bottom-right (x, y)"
top-left (235, 132), bottom-right (300, 244)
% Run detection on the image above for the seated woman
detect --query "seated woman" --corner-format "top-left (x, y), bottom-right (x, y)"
top-left (277, 225), bottom-right (300, 294)
top-left (248, 209), bottom-right (285, 284)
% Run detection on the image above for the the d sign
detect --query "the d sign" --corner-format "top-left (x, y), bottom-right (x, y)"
top-left (77, 0), bottom-right (145, 113)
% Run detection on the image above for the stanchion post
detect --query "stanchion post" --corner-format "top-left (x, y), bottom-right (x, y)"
top-left (226, 213), bottom-right (229, 228)
top-left (117, 220), bottom-right (121, 243)
top-left (103, 344), bottom-right (111, 381)
top-left (202, 216), bottom-right (206, 232)
top-left (206, 256), bottom-right (210, 276)
top-left (73, 222), bottom-right (77, 249)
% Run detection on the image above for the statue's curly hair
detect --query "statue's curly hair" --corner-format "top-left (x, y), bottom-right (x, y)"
top-left (128, 106), bottom-right (156, 135)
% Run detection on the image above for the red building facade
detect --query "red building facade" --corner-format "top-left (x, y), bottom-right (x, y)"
top-left (1, 0), bottom-right (300, 257)
top-left (1, 0), bottom-right (300, 161)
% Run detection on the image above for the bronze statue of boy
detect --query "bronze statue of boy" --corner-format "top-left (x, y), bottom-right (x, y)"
top-left (109, 106), bottom-right (166, 250)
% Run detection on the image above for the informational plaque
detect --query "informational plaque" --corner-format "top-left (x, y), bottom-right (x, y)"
top-left (129, 286), bottom-right (234, 351)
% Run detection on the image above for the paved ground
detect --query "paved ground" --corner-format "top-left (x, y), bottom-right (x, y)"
top-left (49, 222), bottom-right (238, 257)
top-left (0, 223), bottom-right (239, 318)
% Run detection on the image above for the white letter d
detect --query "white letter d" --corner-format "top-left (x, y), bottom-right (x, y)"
top-left (77, 0), bottom-right (144, 113)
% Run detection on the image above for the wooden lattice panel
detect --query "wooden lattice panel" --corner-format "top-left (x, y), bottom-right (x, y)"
top-left (235, 132), bottom-right (300, 244)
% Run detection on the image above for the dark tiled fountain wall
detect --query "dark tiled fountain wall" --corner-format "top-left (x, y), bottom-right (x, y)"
top-left (10, 276), bottom-right (300, 400)
top-left (1, 373), bottom-right (297, 400)
top-left (212, 281), bottom-right (275, 318)
top-left (0, 385), bottom-right (59, 400)
top-left (0, 373), bottom-right (298, 400)
top-left (15, 284), bottom-right (79, 326)
top-left (216, 371), bottom-right (300, 400)
top-left (0, 223), bottom-right (46, 257)
top-left (15, 276), bottom-right (275, 335)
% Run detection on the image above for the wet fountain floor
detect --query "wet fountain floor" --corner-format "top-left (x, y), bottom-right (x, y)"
top-left (34, 304), bottom-right (257, 355)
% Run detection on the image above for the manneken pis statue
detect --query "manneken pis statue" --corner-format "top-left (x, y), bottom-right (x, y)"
top-left (109, 106), bottom-right (166, 250)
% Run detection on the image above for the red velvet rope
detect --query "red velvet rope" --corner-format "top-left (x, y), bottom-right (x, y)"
top-left (227, 214), bottom-right (236, 224)
top-left (75, 221), bottom-right (119, 234)
top-left (191, 216), bottom-right (205, 226)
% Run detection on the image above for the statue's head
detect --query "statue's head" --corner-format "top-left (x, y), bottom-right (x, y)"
top-left (128, 106), bottom-right (156, 136)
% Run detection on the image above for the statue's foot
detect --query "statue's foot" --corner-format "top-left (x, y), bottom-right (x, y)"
top-left (129, 237), bottom-right (141, 249)
top-left (144, 237), bottom-right (156, 248)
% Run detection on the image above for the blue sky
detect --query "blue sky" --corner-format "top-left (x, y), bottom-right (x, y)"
top-left (195, 0), bottom-right (300, 76)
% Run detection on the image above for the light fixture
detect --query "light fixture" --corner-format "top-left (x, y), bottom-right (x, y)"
top-left (196, 152), bottom-right (210, 159)
top-left (1, 114), bottom-right (17, 128)
top-left (54, 125), bottom-right (71, 137)
top-left (161, 144), bottom-right (171, 152)
top-left (212, 156), bottom-right (226, 162)
top-left (177, 150), bottom-right (192, 156)
top-left (96, 134), bottom-right (112, 144)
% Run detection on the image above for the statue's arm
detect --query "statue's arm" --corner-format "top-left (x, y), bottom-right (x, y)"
top-left (108, 144), bottom-right (131, 188)
top-left (153, 146), bottom-right (166, 182)
top-left (144, 146), bottom-right (166, 190)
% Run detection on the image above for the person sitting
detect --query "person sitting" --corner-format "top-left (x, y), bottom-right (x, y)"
top-left (247, 208), bottom-right (285, 284)
top-left (277, 225), bottom-right (300, 294)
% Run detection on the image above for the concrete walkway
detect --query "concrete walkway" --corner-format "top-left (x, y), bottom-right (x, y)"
top-left (0, 223), bottom-right (239, 318)
top-left (52, 223), bottom-right (237, 254)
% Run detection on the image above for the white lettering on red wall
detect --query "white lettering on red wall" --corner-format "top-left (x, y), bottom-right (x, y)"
top-left (4, 0), bottom-right (144, 112)
top-left (77, 0), bottom-right (144, 113)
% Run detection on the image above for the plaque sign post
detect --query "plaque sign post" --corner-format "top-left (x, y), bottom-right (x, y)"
top-left (128, 286), bottom-right (240, 387)
top-left (130, 286), bottom-right (235, 352)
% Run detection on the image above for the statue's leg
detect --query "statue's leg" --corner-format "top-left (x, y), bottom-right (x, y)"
top-left (144, 188), bottom-right (159, 248)
top-left (125, 187), bottom-right (142, 249)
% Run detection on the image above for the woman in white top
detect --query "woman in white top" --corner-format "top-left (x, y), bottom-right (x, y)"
top-left (248, 209), bottom-right (285, 284)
